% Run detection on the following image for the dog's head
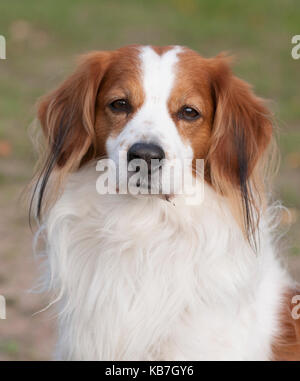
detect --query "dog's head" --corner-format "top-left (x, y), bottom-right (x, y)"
top-left (34, 45), bottom-right (273, 244)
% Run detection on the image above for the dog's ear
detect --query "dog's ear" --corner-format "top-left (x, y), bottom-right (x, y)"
top-left (37, 51), bottom-right (110, 170)
top-left (207, 55), bottom-right (272, 189)
top-left (207, 56), bottom-right (273, 246)
top-left (34, 52), bottom-right (110, 218)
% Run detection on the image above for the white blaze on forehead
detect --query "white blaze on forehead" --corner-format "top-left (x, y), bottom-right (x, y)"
top-left (140, 46), bottom-right (181, 107)
top-left (106, 45), bottom-right (193, 166)
top-left (133, 46), bottom-right (193, 159)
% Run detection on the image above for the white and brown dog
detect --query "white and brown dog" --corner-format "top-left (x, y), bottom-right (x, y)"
top-left (31, 45), bottom-right (300, 360)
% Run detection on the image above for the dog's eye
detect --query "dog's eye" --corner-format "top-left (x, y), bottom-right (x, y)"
top-left (178, 106), bottom-right (201, 121)
top-left (109, 99), bottom-right (132, 113)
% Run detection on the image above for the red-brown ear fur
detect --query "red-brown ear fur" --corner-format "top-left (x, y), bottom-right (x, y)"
top-left (32, 52), bottom-right (110, 218)
top-left (208, 56), bottom-right (272, 185)
top-left (207, 56), bottom-right (273, 246)
top-left (38, 51), bottom-right (110, 169)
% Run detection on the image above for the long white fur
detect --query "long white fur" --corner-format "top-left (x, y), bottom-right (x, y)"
top-left (39, 46), bottom-right (293, 360)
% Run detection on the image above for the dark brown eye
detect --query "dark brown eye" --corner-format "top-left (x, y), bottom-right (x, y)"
top-left (178, 106), bottom-right (201, 121)
top-left (109, 99), bottom-right (132, 113)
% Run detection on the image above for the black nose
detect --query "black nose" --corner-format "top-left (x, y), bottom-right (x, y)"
top-left (127, 143), bottom-right (165, 166)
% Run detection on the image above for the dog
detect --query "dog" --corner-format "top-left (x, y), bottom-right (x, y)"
top-left (31, 45), bottom-right (300, 360)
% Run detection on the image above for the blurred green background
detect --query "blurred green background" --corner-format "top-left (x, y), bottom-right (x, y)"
top-left (0, 0), bottom-right (299, 360)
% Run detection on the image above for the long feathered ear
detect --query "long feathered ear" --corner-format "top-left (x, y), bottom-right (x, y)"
top-left (32, 51), bottom-right (110, 219)
top-left (207, 55), bottom-right (273, 248)
top-left (38, 51), bottom-right (110, 169)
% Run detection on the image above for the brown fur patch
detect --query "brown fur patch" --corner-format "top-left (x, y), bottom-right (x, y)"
top-left (150, 45), bottom-right (174, 56)
top-left (94, 45), bottom-right (144, 149)
top-left (169, 48), bottom-right (214, 161)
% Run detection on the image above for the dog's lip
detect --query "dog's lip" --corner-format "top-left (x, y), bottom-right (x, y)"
top-left (107, 185), bottom-right (175, 204)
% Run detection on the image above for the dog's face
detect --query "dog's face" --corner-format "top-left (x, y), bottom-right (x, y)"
top-left (94, 46), bottom-right (215, 194)
top-left (36, 45), bottom-right (272, 239)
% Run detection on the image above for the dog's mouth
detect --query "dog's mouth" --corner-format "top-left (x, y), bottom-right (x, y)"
top-left (127, 166), bottom-right (161, 190)
top-left (111, 158), bottom-right (185, 201)
top-left (120, 170), bottom-right (175, 201)
top-left (135, 173), bottom-right (159, 189)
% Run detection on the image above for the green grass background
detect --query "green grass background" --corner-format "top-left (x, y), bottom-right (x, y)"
top-left (0, 0), bottom-right (299, 359)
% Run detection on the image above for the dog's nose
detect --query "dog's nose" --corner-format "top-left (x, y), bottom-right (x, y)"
top-left (127, 143), bottom-right (165, 166)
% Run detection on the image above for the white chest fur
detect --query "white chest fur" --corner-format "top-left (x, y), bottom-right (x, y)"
top-left (41, 165), bottom-right (290, 360)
